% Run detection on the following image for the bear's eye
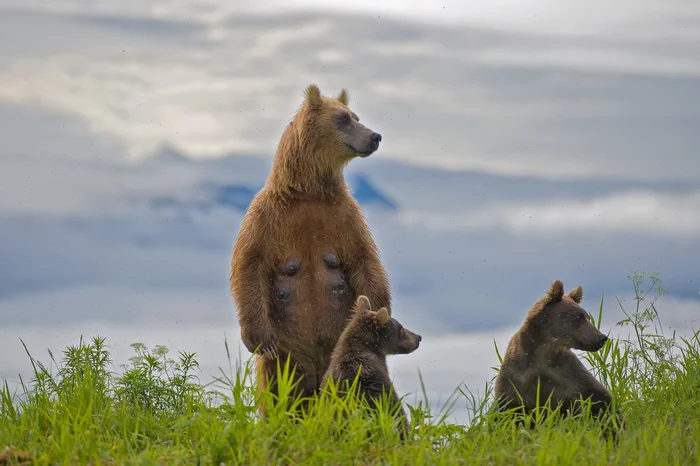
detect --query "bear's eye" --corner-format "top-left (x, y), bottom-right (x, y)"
top-left (338, 113), bottom-right (351, 125)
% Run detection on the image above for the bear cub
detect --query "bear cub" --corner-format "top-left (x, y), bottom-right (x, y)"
top-left (321, 295), bottom-right (422, 440)
top-left (494, 280), bottom-right (614, 421)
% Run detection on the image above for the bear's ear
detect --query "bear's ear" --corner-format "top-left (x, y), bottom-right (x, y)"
top-left (374, 307), bottom-right (390, 326)
top-left (568, 286), bottom-right (584, 304)
top-left (336, 89), bottom-right (349, 106)
top-left (353, 295), bottom-right (371, 314)
top-left (305, 84), bottom-right (322, 107)
top-left (546, 280), bottom-right (565, 304)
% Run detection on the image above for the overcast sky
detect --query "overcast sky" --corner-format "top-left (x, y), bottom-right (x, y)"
top-left (1, 0), bottom-right (699, 422)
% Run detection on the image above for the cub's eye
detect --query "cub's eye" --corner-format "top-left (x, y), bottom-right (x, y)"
top-left (577, 313), bottom-right (586, 320)
top-left (338, 113), bottom-right (351, 125)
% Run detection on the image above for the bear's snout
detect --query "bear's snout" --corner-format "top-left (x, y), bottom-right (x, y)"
top-left (586, 332), bottom-right (609, 351)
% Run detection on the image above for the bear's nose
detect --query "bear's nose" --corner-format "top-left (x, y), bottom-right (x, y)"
top-left (371, 132), bottom-right (382, 144)
top-left (417, 334), bottom-right (422, 342)
top-left (599, 334), bottom-right (608, 344)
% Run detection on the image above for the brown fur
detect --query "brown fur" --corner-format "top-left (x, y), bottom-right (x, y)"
top-left (494, 280), bottom-right (613, 420)
top-left (321, 295), bottom-right (422, 440)
top-left (229, 85), bottom-right (390, 411)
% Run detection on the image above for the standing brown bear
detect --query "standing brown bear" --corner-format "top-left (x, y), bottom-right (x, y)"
top-left (230, 84), bottom-right (391, 409)
top-left (494, 280), bottom-right (614, 420)
top-left (321, 295), bottom-right (422, 440)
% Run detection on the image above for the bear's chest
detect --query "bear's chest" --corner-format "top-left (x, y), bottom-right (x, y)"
top-left (271, 252), bottom-right (356, 352)
top-left (271, 198), bottom-right (358, 260)
top-left (268, 199), bottom-right (358, 334)
top-left (272, 251), bottom-right (348, 303)
top-left (280, 200), bottom-right (354, 245)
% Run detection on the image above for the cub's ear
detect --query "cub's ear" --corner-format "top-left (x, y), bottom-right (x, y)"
top-left (353, 295), bottom-right (371, 314)
top-left (336, 88), bottom-right (349, 106)
top-left (305, 84), bottom-right (322, 107)
top-left (546, 280), bottom-right (564, 304)
top-left (568, 286), bottom-right (584, 304)
top-left (375, 307), bottom-right (390, 326)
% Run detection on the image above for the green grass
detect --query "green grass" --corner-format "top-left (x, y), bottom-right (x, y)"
top-left (2, 270), bottom-right (699, 465)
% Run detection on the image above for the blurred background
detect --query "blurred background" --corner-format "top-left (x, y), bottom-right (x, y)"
top-left (1, 0), bottom-right (699, 422)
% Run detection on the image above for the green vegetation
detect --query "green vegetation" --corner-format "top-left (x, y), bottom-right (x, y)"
top-left (1, 271), bottom-right (699, 465)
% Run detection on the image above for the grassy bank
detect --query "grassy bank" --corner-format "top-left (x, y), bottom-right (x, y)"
top-left (1, 271), bottom-right (699, 465)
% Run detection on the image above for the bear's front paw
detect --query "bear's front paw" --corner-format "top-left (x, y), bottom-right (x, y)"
top-left (241, 330), bottom-right (277, 359)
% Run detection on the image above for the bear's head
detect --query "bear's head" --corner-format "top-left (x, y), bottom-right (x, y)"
top-left (300, 84), bottom-right (382, 159)
top-left (529, 280), bottom-right (609, 352)
top-left (346, 295), bottom-right (422, 356)
top-left (272, 84), bottom-right (382, 194)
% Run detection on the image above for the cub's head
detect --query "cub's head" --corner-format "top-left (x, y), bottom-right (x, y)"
top-left (296, 84), bottom-right (381, 160)
top-left (347, 295), bottom-right (422, 356)
top-left (529, 280), bottom-right (609, 352)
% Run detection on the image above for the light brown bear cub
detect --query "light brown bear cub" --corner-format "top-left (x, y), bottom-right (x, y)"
top-left (322, 295), bottom-right (422, 440)
top-left (494, 280), bottom-right (613, 419)
top-left (230, 85), bottom-right (391, 409)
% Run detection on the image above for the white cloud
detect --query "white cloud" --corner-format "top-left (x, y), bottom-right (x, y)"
top-left (0, 8), bottom-right (698, 182)
top-left (470, 45), bottom-right (700, 78)
top-left (5, 0), bottom-right (700, 43)
top-left (0, 284), bottom-right (236, 326)
top-left (248, 0), bottom-right (700, 40)
top-left (0, 57), bottom-right (285, 159)
top-left (0, 0), bottom-right (246, 25)
top-left (399, 190), bottom-right (700, 238)
top-left (244, 19), bottom-right (335, 59)
top-left (600, 294), bottom-right (700, 334)
top-left (0, 100), bottom-right (276, 215)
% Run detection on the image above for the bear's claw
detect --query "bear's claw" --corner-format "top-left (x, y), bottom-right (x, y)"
top-left (258, 340), bottom-right (279, 360)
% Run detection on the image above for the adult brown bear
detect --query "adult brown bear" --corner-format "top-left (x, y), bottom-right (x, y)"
top-left (230, 84), bottom-right (391, 411)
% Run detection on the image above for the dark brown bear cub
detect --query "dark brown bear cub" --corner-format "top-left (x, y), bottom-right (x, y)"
top-left (322, 295), bottom-right (422, 440)
top-left (494, 280), bottom-right (614, 422)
